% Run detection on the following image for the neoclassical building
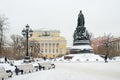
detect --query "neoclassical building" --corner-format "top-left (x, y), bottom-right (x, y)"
top-left (29, 29), bottom-right (66, 58)
top-left (109, 37), bottom-right (120, 56)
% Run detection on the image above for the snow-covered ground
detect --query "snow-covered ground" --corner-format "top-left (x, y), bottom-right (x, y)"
top-left (56, 53), bottom-right (105, 62)
top-left (111, 56), bottom-right (120, 61)
top-left (0, 54), bottom-right (120, 80)
top-left (6, 62), bottom-right (120, 80)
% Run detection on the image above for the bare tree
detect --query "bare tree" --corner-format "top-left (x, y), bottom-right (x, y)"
top-left (91, 34), bottom-right (114, 58)
top-left (0, 14), bottom-right (8, 56)
top-left (29, 40), bottom-right (40, 58)
top-left (10, 34), bottom-right (23, 59)
top-left (89, 32), bottom-right (94, 45)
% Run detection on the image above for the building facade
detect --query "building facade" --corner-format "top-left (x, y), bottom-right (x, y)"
top-left (29, 29), bottom-right (66, 58)
top-left (91, 36), bottom-right (120, 57)
top-left (109, 38), bottom-right (120, 56)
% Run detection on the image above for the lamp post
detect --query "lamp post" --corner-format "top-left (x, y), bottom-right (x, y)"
top-left (22, 24), bottom-right (33, 63)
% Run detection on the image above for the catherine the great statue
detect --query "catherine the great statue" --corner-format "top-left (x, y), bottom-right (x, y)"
top-left (77, 10), bottom-right (85, 27)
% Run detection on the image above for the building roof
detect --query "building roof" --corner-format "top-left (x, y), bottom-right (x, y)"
top-left (33, 28), bottom-right (60, 32)
top-left (29, 36), bottom-right (66, 42)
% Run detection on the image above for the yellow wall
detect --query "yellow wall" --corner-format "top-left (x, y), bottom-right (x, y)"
top-left (29, 30), bottom-right (66, 58)
top-left (32, 30), bottom-right (60, 37)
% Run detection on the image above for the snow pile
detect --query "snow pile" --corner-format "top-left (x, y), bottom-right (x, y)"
top-left (56, 57), bottom-right (64, 61)
top-left (13, 60), bottom-right (24, 65)
top-left (0, 63), bottom-right (15, 72)
top-left (71, 53), bottom-right (104, 62)
top-left (34, 58), bottom-right (44, 62)
top-left (111, 56), bottom-right (120, 61)
top-left (56, 53), bottom-right (104, 62)
top-left (0, 58), bottom-right (5, 63)
top-left (71, 45), bottom-right (93, 50)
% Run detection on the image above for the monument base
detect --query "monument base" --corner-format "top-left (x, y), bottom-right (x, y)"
top-left (23, 56), bottom-right (31, 63)
top-left (73, 40), bottom-right (90, 45)
top-left (71, 43), bottom-right (93, 54)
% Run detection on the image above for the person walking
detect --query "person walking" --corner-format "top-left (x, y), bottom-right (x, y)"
top-left (4, 57), bottom-right (7, 63)
top-left (104, 54), bottom-right (108, 63)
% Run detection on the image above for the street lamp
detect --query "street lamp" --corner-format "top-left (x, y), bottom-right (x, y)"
top-left (22, 24), bottom-right (33, 63)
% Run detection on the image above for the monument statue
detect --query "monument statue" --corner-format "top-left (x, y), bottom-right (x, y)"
top-left (73, 10), bottom-right (90, 45)
top-left (71, 10), bottom-right (94, 55)
top-left (77, 10), bottom-right (85, 27)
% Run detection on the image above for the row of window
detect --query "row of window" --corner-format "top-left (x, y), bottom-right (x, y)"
top-left (40, 48), bottom-right (64, 54)
top-left (40, 43), bottom-right (59, 46)
top-left (111, 41), bottom-right (120, 51)
top-left (30, 42), bottom-right (64, 54)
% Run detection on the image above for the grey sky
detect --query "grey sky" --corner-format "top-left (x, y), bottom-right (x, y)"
top-left (0, 0), bottom-right (120, 46)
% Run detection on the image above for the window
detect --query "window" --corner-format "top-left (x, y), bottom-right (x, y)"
top-left (53, 49), bottom-right (54, 53)
top-left (45, 49), bottom-right (47, 53)
top-left (49, 49), bottom-right (51, 53)
top-left (45, 43), bottom-right (47, 47)
top-left (56, 49), bottom-right (58, 53)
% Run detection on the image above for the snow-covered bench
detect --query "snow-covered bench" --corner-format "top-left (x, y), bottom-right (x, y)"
top-left (38, 61), bottom-right (54, 70)
top-left (0, 67), bottom-right (12, 80)
top-left (15, 64), bottom-right (36, 74)
top-left (51, 63), bottom-right (55, 69)
top-left (31, 63), bottom-right (40, 71)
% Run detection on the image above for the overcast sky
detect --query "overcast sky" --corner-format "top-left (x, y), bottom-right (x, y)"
top-left (0, 0), bottom-right (120, 46)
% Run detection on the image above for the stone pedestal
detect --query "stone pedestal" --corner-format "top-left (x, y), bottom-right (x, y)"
top-left (73, 40), bottom-right (90, 45)
top-left (23, 56), bottom-right (31, 63)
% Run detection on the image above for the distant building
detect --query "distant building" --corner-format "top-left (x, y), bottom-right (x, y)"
top-left (29, 29), bottom-right (67, 58)
top-left (91, 36), bottom-right (120, 57)
top-left (109, 37), bottom-right (120, 56)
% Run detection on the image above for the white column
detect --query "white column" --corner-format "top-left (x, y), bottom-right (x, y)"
top-left (40, 43), bottom-right (42, 53)
top-left (47, 43), bottom-right (49, 54)
top-left (53, 43), bottom-right (55, 54)
top-left (51, 43), bottom-right (53, 53)
top-left (49, 43), bottom-right (50, 53)
top-left (56, 43), bottom-right (59, 54)
top-left (43, 43), bottom-right (45, 54)
top-left (54, 43), bottom-right (56, 54)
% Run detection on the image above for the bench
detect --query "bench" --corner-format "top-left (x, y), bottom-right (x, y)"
top-left (38, 61), bottom-right (53, 70)
top-left (15, 66), bottom-right (23, 75)
top-left (51, 63), bottom-right (55, 69)
top-left (15, 64), bottom-right (36, 74)
top-left (0, 67), bottom-right (12, 80)
top-left (31, 63), bottom-right (39, 71)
